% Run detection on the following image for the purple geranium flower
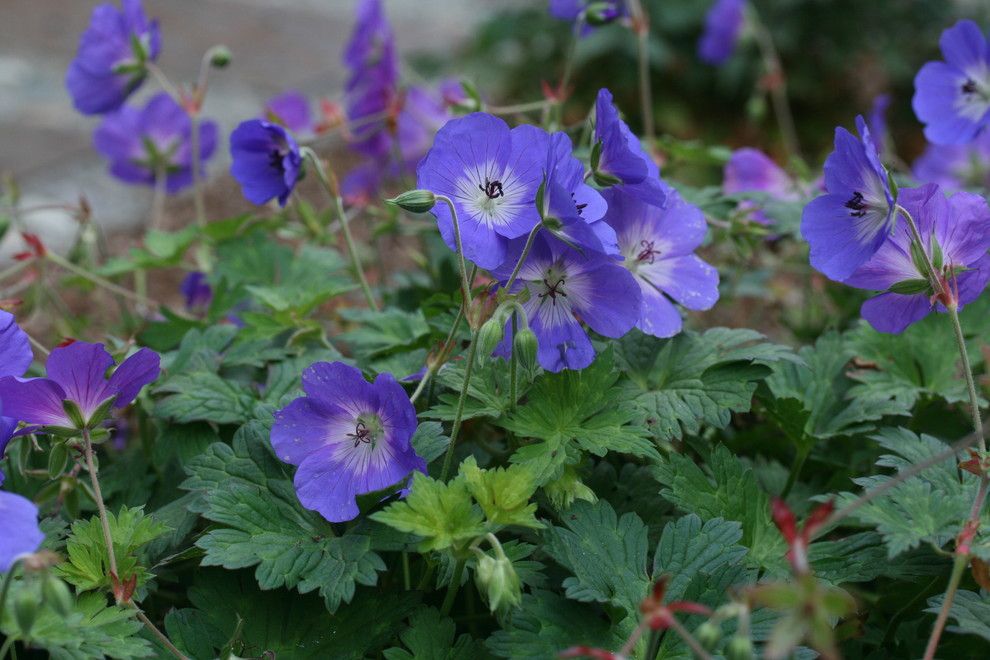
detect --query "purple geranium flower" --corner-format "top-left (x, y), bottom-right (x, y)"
top-left (723, 148), bottom-right (797, 225)
top-left (913, 20), bottom-right (990, 145)
top-left (800, 115), bottom-right (896, 281)
top-left (0, 490), bottom-right (44, 572)
top-left (492, 234), bottom-right (641, 372)
top-left (344, 0), bottom-right (400, 160)
top-left (594, 89), bottom-right (667, 206)
top-left (0, 311), bottom-right (33, 485)
top-left (602, 187), bottom-right (720, 337)
top-left (868, 94), bottom-right (891, 157)
top-left (845, 184), bottom-right (990, 333)
top-left (417, 113), bottom-right (546, 269)
top-left (94, 92), bottom-right (219, 194)
top-left (698, 0), bottom-right (746, 65)
top-left (913, 131), bottom-right (990, 191)
top-left (66, 0), bottom-right (161, 115)
top-left (0, 342), bottom-right (160, 430)
top-left (180, 271), bottom-right (213, 313)
top-left (263, 91), bottom-right (313, 135)
top-left (229, 119), bottom-right (303, 207)
top-left (549, 0), bottom-right (625, 29)
top-left (270, 361), bottom-right (426, 523)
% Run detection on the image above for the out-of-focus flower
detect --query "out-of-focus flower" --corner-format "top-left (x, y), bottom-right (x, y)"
top-left (180, 271), bottom-right (212, 313)
top-left (66, 0), bottom-right (161, 115)
top-left (0, 310), bottom-right (33, 485)
top-left (698, 0), bottom-right (746, 65)
top-left (913, 131), bottom-right (990, 191)
top-left (94, 93), bottom-right (219, 194)
top-left (229, 119), bottom-right (303, 207)
top-left (723, 148), bottom-right (797, 225)
top-left (270, 361), bottom-right (425, 523)
top-left (548, 0), bottom-right (626, 30)
top-left (263, 90), bottom-right (313, 135)
top-left (845, 184), bottom-right (990, 333)
top-left (867, 94), bottom-right (891, 157)
top-left (913, 20), bottom-right (990, 145)
top-left (0, 490), bottom-right (44, 572)
top-left (800, 115), bottom-right (895, 281)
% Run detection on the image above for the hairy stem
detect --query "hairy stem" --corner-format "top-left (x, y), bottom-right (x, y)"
top-left (923, 553), bottom-right (969, 660)
top-left (134, 608), bottom-right (189, 660)
top-left (509, 312), bottom-right (519, 412)
top-left (503, 224), bottom-right (542, 292)
top-left (441, 559), bottom-right (466, 616)
top-left (897, 204), bottom-right (944, 297)
top-left (439, 332), bottom-right (479, 482)
top-left (82, 430), bottom-right (119, 582)
top-left (435, 195), bottom-right (473, 309)
top-left (750, 12), bottom-right (801, 163)
top-left (628, 0), bottom-right (654, 142)
top-left (947, 307), bottom-right (984, 451)
top-left (666, 615), bottom-right (714, 660)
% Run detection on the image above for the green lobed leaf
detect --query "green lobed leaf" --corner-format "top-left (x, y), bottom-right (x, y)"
top-left (460, 456), bottom-right (542, 529)
top-left (926, 590), bottom-right (990, 643)
top-left (383, 607), bottom-right (490, 660)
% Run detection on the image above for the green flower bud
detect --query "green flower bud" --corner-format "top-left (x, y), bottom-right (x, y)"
top-left (386, 189), bottom-right (437, 214)
top-left (513, 328), bottom-right (538, 371)
top-left (14, 588), bottom-right (39, 636)
top-left (585, 2), bottom-right (621, 26)
top-left (695, 621), bottom-right (722, 650)
top-left (474, 551), bottom-right (522, 613)
top-left (209, 45), bottom-right (233, 68)
top-left (477, 317), bottom-right (506, 356)
top-left (42, 574), bottom-right (75, 618)
top-left (725, 636), bottom-right (754, 660)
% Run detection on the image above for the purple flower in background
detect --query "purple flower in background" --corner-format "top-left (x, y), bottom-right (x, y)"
top-left (270, 361), bottom-right (425, 523)
top-left (913, 131), bottom-right (990, 191)
top-left (417, 113), bottom-right (546, 269)
top-left (439, 79), bottom-right (470, 109)
top-left (263, 91), bottom-right (313, 135)
top-left (723, 148), bottom-right (797, 225)
top-left (868, 94), bottom-right (891, 156)
top-left (845, 184), bottom-right (990, 333)
top-left (0, 342), bottom-right (160, 430)
top-left (594, 89), bottom-right (667, 206)
top-left (229, 119), bottom-right (303, 207)
top-left (344, 0), bottom-right (400, 159)
top-left (549, 0), bottom-right (625, 29)
top-left (180, 271), bottom-right (213, 313)
top-left (603, 187), bottom-right (720, 337)
top-left (492, 234), bottom-right (641, 372)
top-left (66, 0), bottom-right (161, 115)
top-left (800, 115), bottom-right (896, 281)
top-left (913, 20), bottom-right (990, 145)
top-left (94, 93), bottom-right (219, 194)
top-left (698, 0), bottom-right (746, 65)
top-left (0, 311), bottom-right (33, 485)
top-left (0, 490), bottom-right (44, 572)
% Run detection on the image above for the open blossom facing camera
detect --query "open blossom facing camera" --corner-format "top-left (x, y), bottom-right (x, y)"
top-left (417, 113), bottom-right (545, 269)
top-left (492, 234), bottom-right (641, 373)
top-left (594, 89), bottom-right (667, 205)
top-left (66, 0), bottom-right (161, 115)
top-left (698, 0), bottom-right (746, 65)
top-left (913, 131), bottom-right (990, 191)
top-left (800, 115), bottom-right (896, 281)
top-left (270, 362), bottom-right (426, 523)
top-left (0, 491), bottom-right (44, 573)
top-left (94, 92), bottom-right (219, 194)
top-left (844, 184), bottom-right (990, 334)
top-left (723, 148), bottom-right (797, 225)
top-left (229, 119), bottom-right (303, 207)
top-left (603, 187), bottom-right (720, 337)
top-left (0, 342), bottom-right (160, 430)
top-left (913, 20), bottom-right (990, 145)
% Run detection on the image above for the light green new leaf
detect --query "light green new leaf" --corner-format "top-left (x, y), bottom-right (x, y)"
top-left (460, 456), bottom-right (541, 529)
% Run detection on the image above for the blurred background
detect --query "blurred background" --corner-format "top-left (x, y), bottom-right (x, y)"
top-left (1, 0), bottom-right (989, 250)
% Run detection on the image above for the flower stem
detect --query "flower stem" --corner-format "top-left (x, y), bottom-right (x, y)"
top-left (0, 637), bottom-right (13, 660)
top-left (628, 0), bottom-right (655, 142)
top-left (923, 552), bottom-right (969, 660)
top-left (133, 607), bottom-right (189, 660)
top-left (666, 615), bottom-right (714, 660)
top-left (0, 560), bottom-right (21, 627)
top-left (435, 195), bottom-right (473, 309)
top-left (781, 445), bottom-right (809, 498)
top-left (46, 252), bottom-right (151, 307)
top-left (750, 11), bottom-right (801, 163)
top-left (947, 306), bottom-right (984, 451)
top-left (549, 14), bottom-right (585, 128)
top-left (509, 312), bottom-right (518, 413)
top-left (485, 100), bottom-right (549, 116)
top-left (0, 259), bottom-right (32, 285)
top-left (439, 332), bottom-right (479, 482)
top-left (440, 558), bottom-right (466, 616)
top-left (897, 204), bottom-right (944, 297)
top-left (189, 114), bottom-right (206, 231)
top-left (503, 224), bottom-right (542, 292)
top-left (82, 429), bottom-right (119, 582)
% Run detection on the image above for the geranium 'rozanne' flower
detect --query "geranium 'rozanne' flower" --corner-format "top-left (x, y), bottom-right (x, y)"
top-left (549, 0), bottom-right (625, 29)
top-left (94, 92), bottom-right (219, 194)
top-left (0, 310), bottom-right (33, 485)
top-left (66, 0), bottom-right (161, 115)
top-left (913, 20), bottom-right (990, 145)
top-left (844, 184), bottom-right (990, 333)
top-left (602, 187), bottom-right (720, 338)
top-left (263, 90), bottom-right (313, 135)
top-left (180, 271), bottom-right (212, 313)
top-left (0, 490), bottom-right (44, 572)
top-left (492, 234), bottom-right (641, 373)
top-left (698, 0), bottom-right (746, 65)
top-left (344, 0), bottom-right (399, 159)
top-left (0, 342), bottom-right (160, 431)
top-left (723, 148), bottom-right (797, 225)
top-left (229, 119), bottom-right (303, 207)
top-left (270, 361), bottom-right (426, 523)
top-left (800, 115), bottom-right (896, 281)
top-left (593, 89), bottom-right (667, 206)
top-left (417, 113), bottom-right (546, 269)
top-left (913, 131), bottom-right (990, 191)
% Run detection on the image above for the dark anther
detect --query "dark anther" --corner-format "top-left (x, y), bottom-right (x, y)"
top-left (539, 278), bottom-right (567, 303)
top-left (636, 240), bottom-right (661, 264)
top-left (346, 421), bottom-right (372, 448)
top-left (845, 191), bottom-right (868, 218)
top-left (569, 192), bottom-right (588, 216)
top-left (963, 79), bottom-right (978, 95)
top-left (269, 149), bottom-right (285, 172)
top-left (479, 178), bottom-right (504, 199)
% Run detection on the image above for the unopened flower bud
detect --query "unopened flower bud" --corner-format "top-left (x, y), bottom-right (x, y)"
top-left (467, 288), bottom-right (498, 331)
top-left (14, 588), bottom-right (39, 636)
top-left (477, 317), bottom-right (506, 356)
top-left (209, 45), bottom-right (232, 68)
top-left (42, 574), bottom-right (75, 618)
top-left (695, 621), bottom-right (722, 650)
top-left (474, 551), bottom-right (522, 613)
top-left (386, 189), bottom-right (436, 214)
top-left (513, 327), bottom-right (538, 371)
top-left (725, 636), bottom-right (753, 660)
top-left (585, 1), bottom-right (621, 26)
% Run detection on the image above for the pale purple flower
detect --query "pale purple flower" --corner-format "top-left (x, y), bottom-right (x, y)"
top-left (845, 184), bottom-right (990, 333)
top-left (602, 187), bottom-right (720, 337)
top-left (800, 115), bottom-right (896, 281)
top-left (913, 20), bottom-right (990, 145)
top-left (270, 361), bottom-right (425, 523)
top-left (0, 490), bottom-right (44, 572)
top-left (699, 0), bottom-right (746, 65)
top-left (913, 131), bottom-right (990, 191)
top-left (263, 91), bottom-right (313, 135)
top-left (594, 89), bottom-right (667, 206)
top-left (723, 148), bottom-right (797, 225)
top-left (0, 342), bottom-right (160, 430)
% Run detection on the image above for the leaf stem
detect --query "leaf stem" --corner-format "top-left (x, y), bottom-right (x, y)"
top-left (781, 446), bottom-right (809, 498)
top-left (947, 306), bottom-right (984, 451)
top-left (922, 553), bottom-right (969, 660)
top-left (750, 10), bottom-right (801, 163)
top-left (46, 252), bottom-right (152, 308)
top-left (439, 332), bottom-right (479, 482)
top-left (440, 558), bottom-right (466, 616)
top-left (82, 429), bottom-right (119, 582)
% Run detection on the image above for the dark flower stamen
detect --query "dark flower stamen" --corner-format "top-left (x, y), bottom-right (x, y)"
top-left (636, 240), bottom-right (662, 264)
top-left (347, 421), bottom-right (373, 448)
top-left (845, 191), bottom-right (868, 217)
top-left (963, 79), bottom-right (978, 95)
top-left (569, 192), bottom-right (588, 216)
top-left (539, 278), bottom-right (567, 303)
top-left (269, 149), bottom-right (285, 172)
top-left (479, 178), bottom-right (504, 199)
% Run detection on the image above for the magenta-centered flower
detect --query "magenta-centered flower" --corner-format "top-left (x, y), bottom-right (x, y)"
top-left (270, 362), bottom-right (425, 523)
top-left (800, 115), bottom-right (896, 281)
top-left (417, 113), bottom-right (546, 269)
top-left (723, 148), bottom-right (797, 225)
top-left (913, 131), bottom-right (990, 191)
top-left (603, 187), bottom-right (720, 337)
top-left (66, 0), bottom-right (161, 115)
top-left (0, 490), bottom-right (44, 573)
top-left (229, 119), bottom-right (303, 207)
top-left (0, 342), bottom-right (160, 430)
top-left (94, 93), bottom-right (219, 194)
top-left (698, 0), bottom-right (746, 65)
top-left (845, 184), bottom-right (990, 333)
top-left (913, 20), bottom-right (990, 145)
